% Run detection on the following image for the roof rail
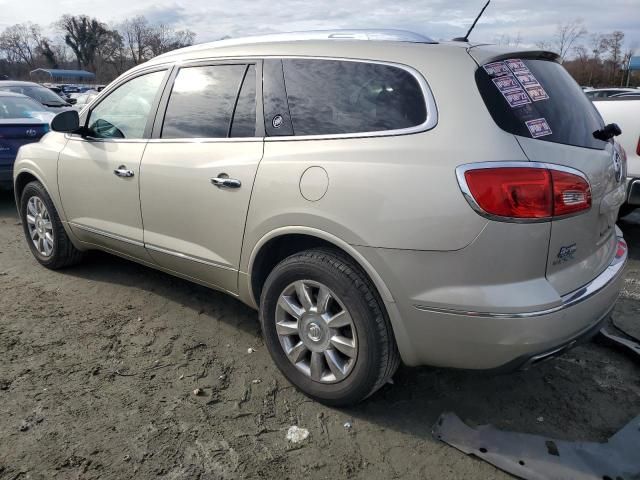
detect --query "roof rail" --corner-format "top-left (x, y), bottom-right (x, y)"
top-left (155, 29), bottom-right (436, 59)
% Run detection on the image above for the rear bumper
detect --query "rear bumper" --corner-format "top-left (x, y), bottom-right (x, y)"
top-left (359, 231), bottom-right (627, 369)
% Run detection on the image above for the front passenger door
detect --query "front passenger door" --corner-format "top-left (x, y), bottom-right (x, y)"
top-left (58, 69), bottom-right (168, 258)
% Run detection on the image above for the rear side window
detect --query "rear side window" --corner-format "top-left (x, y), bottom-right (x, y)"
top-left (476, 58), bottom-right (606, 149)
top-left (281, 59), bottom-right (427, 136)
top-left (162, 64), bottom-right (255, 139)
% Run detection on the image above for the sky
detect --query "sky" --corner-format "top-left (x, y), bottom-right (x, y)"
top-left (1, 0), bottom-right (639, 50)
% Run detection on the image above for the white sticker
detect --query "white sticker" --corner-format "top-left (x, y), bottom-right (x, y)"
top-left (483, 61), bottom-right (510, 77)
top-left (526, 118), bottom-right (552, 138)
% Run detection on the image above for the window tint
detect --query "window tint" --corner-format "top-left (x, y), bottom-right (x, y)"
top-left (281, 59), bottom-right (427, 136)
top-left (476, 59), bottom-right (606, 149)
top-left (263, 59), bottom-right (294, 136)
top-left (230, 65), bottom-right (256, 137)
top-left (88, 70), bottom-right (165, 139)
top-left (162, 64), bottom-right (246, 139)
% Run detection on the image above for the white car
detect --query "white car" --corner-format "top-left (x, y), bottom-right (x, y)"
top-left (594, 98), bottom-right (640, 216)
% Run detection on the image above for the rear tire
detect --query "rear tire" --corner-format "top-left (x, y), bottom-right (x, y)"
top-left (259, 248), bottom-right (400, 406)
top-left (20, 181), bottom-right (84, 269)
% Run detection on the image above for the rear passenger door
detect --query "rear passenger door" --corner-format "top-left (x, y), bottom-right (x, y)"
top-left (140, 61), bottom-right (263, 294)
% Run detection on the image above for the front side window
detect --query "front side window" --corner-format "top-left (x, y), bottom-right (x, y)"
top-left (281, 59), bottom-right (427, 136)
top-left (87, 70), bottom-right (165, 139)
top-left (161, 64), bottom-right (255, 139)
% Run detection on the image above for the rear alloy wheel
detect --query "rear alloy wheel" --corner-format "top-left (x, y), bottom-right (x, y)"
top-left (20, 181), bottom-right (84, 269)
top-left (275, 279), bottom-right (357, 383)
top-left (260, 248), bottom-right (400, 406)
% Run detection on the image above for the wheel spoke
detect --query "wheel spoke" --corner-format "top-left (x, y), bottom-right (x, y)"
top-left (27, 200), bottom-right (37, 216)
top-left (278, 296), bottom-right (303, 320)
top-left (310, 351), bottom-right (324, 381)
top-left (330, 335), bottom-right (356, 358)
top-left (42, 221), bottom-right (52, 231)
top-left (326, 310), bottom-right (352, 329)
top-left (324, 349), bottom-right (346, 380)
top-left (316, 285), bottom-right (331, 314)
top-left (276, 319), bottom-right (299, 336)
top-left (287, 341), bottom-right (307, 363)
top-left (294, 281), bottom-right (313, 311)
top-left (26, 214), bottom-right (36, 226)
top-left (29, 227), bottom-right (38, 240)
top-left (38, 237), bottom-right (45, 254)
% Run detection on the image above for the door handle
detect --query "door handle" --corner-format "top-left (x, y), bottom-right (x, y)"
top-left (211, 176), bottom-right (241, 189)
top-left (114, 165), bottom-right (134, 178)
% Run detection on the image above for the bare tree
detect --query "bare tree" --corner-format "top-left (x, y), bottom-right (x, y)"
top-left (57, 15), bottom-right (112, 70)
top-left (119, 16), bottom-right (152, 65)
top-left (0, 23), bottom-right (42, 68)
top-left (147, 24), bottom-right (195, 57)
top-left (553, 19), bottom-right (587, 62)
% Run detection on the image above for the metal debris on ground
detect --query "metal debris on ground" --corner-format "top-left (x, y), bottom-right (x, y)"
top-left (192, 388), bottom-right (203, 396)
top-left (286, 426), bottom-right (310, 444)
top-left (251, 379), bottom-right (261, 384)
top-left (343, 421), bottom-right (353, 430)
top-left (247, 347), bottom-right (255, 354)
top-left (599, 326), bottom-right (640, 360)
top-left (432, 412), bottom-right (640, 480)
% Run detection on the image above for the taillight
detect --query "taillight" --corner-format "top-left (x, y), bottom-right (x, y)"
top-left (458, 163), bottom-right (591, 221)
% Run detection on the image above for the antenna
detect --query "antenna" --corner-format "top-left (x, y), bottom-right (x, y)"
top-left (453, 0), bottom-right (491, 42)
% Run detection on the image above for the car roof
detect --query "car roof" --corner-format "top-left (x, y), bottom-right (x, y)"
top-left (0, 90), bottom-right (31, 98)
top-left (147, 29), bottom-right (463, 65)
top-left (0, 80), bottom-right (43, 87)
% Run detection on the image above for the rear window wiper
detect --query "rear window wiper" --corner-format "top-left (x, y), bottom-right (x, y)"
top-left (593, 123), bottom-right (621, 141)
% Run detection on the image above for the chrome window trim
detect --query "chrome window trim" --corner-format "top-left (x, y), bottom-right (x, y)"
top-left (455, 161), bottom-right (592, 224)
top-left (263, 55), bottom-right (438, 142)
top-left (145, 244), bottom-right (236, 272)
top-left (70, 223), bottom-right (144, 247)
top-left (413, 235), bottom-right (627, 319)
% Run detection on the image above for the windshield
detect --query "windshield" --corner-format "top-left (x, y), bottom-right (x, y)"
top-left (0, 85), bottom-right (67, 106)
top-left (0, 96), bottom-right (49, 119)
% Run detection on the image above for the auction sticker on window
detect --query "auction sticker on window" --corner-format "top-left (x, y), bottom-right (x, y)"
top-left (526, 118), bottom-right (552, 138)
top-left (501, 87), bottom-right (531, 107)
top-left (524, 84), bottom-right (549, 101)
top-left (505, 59), bottom-right (529, 73)
top-left (514, 72), bottom-right (539, 87)
top-left (492, 74), bottom-right (520, 92)
top-left (483, 61), bottom-right (510, 77)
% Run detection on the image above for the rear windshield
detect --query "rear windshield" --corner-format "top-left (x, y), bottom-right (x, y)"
top-left (476, 58), bottom-right (606, 149)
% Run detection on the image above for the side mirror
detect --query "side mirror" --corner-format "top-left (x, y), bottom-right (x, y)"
top-left (51, 109), bottom-right (80, 133)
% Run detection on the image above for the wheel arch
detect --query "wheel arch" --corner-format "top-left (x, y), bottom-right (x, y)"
top-left (14, 169), bottom-right (46, 214)
top-left (246, 227), bottom-right (395, 309)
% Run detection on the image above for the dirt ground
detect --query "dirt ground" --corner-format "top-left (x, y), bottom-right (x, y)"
top-left (0, 188), bottom-right (639, 480)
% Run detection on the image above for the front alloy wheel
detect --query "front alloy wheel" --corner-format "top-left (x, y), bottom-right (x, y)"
top-left (25, 196), bottom-right (55, 257)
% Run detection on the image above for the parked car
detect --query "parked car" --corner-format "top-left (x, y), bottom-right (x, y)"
top-left (13, 30), bottom-right (628, 405)
top-left (0, 91), bottom-right (53, 189)
top-left (584, 87), bottom-right (639, 100)
top-left (594, 96), bottom-right (640, 217)
top-left (71, 91), bottom-right (98, 111)
top-left (0, 81), bottom-right (71, 111)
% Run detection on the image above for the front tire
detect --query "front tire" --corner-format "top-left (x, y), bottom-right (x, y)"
top-left (20, 181), bottom-right (84, 269)
top-left (259, 248), bottom-right (399, 406)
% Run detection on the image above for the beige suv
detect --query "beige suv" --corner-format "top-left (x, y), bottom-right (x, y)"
top-left (13, 30), bottom-right (628, 405)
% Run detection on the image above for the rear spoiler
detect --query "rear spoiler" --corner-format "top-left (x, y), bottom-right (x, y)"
top-left (467, 46), bottom-right (561, 66)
